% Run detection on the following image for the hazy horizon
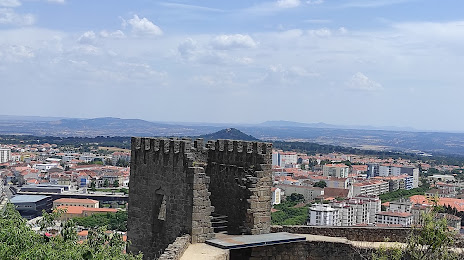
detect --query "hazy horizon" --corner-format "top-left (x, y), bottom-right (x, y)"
top-left (1, 1), bottom-right (464, 132)
top-left (2, 114), bottom-right (464, 134)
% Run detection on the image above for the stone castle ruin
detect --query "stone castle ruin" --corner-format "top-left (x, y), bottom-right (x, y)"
top-left (127, 137), bottom-right (273, 259)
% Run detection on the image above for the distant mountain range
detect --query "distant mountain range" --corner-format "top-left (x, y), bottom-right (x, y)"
top-left (1, 115), bottom-right (464, 156)
top-left (258, 120), bottom-right (418, 132)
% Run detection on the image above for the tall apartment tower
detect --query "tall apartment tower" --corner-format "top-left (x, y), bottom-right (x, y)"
top-left (0, 148), bottom-right (11, 163)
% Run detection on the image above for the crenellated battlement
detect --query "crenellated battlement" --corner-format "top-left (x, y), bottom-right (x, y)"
top-left (128, 137), bottom-right (272, 259)
top-left (205, 139), bottom-right (272, 167)
top-left (206, 139), bottom-right (272, 154)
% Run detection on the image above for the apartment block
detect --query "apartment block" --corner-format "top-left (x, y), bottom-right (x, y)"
top-left (323, 164), bottom-right (349, 178)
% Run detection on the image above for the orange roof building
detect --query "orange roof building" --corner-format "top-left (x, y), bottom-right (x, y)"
top-left (56, 205), bottom-right (117, 220)
top-left (53, 198), bottom-right (99, 208)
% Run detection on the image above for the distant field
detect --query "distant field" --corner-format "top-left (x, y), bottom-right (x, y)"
top-left (98, 146), bottom-right (130, 153)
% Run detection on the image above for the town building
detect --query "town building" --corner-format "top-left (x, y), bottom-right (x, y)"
top-left (308, 204), bottom-right (339, 226)
top-left (271, 187), bottom-right (281, 205)
top-left (375, 211), bottom-right (413, 226)
top-left (272, 151), bottom-right (298, 167)
top-left (428, 174), bottom-right (455, 182)
top-left (387, 199), bottom-right (412, 213)
top-left (56, 205), bottom-right (118, 220)
top-left (0, 148), bottom-right (11, 163)
top-left (53, 198), bottom-right (99, 208)
top-left (378, 165), bottom-right (419, 188)
top-left (352, 180), bottom-right (388, 196)
top-left (366, 163), bottom-right (379, 178)
top-left (10, 195), bottom-right (53, 219)
top-left (323, 164), bottom-right (349, 178)
top-left (276, 184), bottom-right (323, 202)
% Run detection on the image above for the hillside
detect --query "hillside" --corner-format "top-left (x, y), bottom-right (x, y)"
top-left (198, 128), bottom-right (259, 141)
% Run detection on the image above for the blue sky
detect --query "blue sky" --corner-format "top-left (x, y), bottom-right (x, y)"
top-left (1, 0), bottom-right (464, 132)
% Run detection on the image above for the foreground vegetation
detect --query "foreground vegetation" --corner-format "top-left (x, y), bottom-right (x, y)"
top-left (73, 211), bottom-right (128, 232)
top-left (0, 204), bottom-right (141, 260)
top-left (373, 198), bottom-right (459, 260)
top-left (379, 186), bottom-right (429, 202)
top-left (271, 194), bottom-right (309, 225)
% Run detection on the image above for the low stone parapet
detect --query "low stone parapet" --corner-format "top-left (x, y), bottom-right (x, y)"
top-left (158, 235), bottom-right (191, 260)
top-left (271, 225), bottom-right (412, 243)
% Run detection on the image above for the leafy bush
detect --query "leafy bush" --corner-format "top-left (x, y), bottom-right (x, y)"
top-left (0, 204), bottom-right (141, 260)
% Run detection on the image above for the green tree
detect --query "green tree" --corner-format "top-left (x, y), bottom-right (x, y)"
top-left (313, 180), bottom-right (327, 188)
top-left (372, 196), bottom-right (458, 260)
top-left (103, 179), bottom-right (109, 187)
top-left (105, 158), bottom-right (113, 165)
top-left (113, 180), bottom-right (120, 188)
top-left (73, 211), bottom-right (128, 232)
top-left (0, 203), bottom-right (142, 260)
top-left (287, 193), bottom-right (304, 202)
top-left (90, 181), bottom-right (96, 191)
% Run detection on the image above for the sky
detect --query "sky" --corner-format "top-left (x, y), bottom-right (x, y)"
top-left (1, 0), bottom-right (464, 132)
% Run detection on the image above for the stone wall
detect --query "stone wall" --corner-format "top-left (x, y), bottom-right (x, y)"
top-left (158, 235), bottom-right (191, 260)
top-left (272, 225), bottom-right (464, 247)
top-left (127, 138), bottom-right (214, 259)
top-left (191, 170), bottom-right (214, 243)
top-left (271, 225), bottom-right (412, 242)
top-left (229, 240), bottom-right (372, 260)
top-left (128, 138), bottom-right (272, 259)
top-left (206, 139), bottom-right (272, 235)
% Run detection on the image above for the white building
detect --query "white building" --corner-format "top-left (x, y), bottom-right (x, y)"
top-left (33, 163), bottom-right (59, 171)
top-left (379, 165), bottom-right (419, 188)
top-left (331, 197), bottom-right (381, 226)
top-left (379, 165), bottom-right (402, 177)
top-left (276, 184), bottom-right (323, 202)
top-left (271, 187), bottom-right (281, 205)
top-left (323, 164), bottom-right (349, 178)
top-left (308, 204), bottom-right (339, 226)
top-left (353, 196), bottom-right (381, 224)
top-left (352, 180), bottom-right (389, 196)
top-left (0, 148), bottom-right (11, 163)
top-left (388, 200), bottom-right (412, 213)
top-left (428, 174), bottom-right (455, 182)
top-left (79, 153), bottom-right (97, 163)
top-left (375, 211), bottom-right (413, 226)
top-left (272, 151), bottom-right (298, 167)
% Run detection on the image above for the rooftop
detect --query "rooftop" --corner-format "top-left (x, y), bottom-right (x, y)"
top-left (10, 195), bottom-right (50, 203)
top-left (54, 198), bottom-right (99, 204)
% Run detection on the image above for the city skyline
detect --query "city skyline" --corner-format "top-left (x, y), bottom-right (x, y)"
top-left (1, 0), bottom-right (464, 131)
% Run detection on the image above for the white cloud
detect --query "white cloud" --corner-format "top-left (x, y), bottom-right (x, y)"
top-left (0, 8), bottom-right (35, 25)
top-left (0, 44), bottom-right (35, 62)
top-left (276, 0), bottom-right (301, 8)
top-left (307, 28), bottom-right (332, 37)
top-left (269, 64), bottom-right (318, 77)
top-left (125, 15), bottom-right (163, 36)
top-left (211, 34), bottom-right (257, 49)
top-left (74, 44), bottom-right (101, 55)
top-left (338, 27), bottom-right (348, 34)
top-left (235, 57), bottom-right (254, 64)
top-left (347, 72), bottom-right (383, 91)
top-left (47, 0), bottom-right (65, 4)
top-left (99, 30), bottom-right (125, 39)
top-left (0, 0), bottom-right (21, 7)
top-left (77, 31), bottom-right (96, 45)
top-left (178, 38), bottom-right (197, 60)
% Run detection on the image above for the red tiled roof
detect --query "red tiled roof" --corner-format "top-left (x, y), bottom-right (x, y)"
top-left (54, 198), bottom-right (98, 204)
